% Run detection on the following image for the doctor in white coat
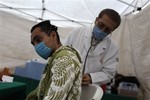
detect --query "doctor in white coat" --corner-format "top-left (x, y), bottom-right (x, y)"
top-left (65, 9), bottom-right (121, 85)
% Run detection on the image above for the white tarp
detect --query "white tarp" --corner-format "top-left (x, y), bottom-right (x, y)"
top-left (0, 10), bottom-right (39, 68)
top-left (0, 0), bottom-right (149, 27)
top-left (0, 10), bottom-right (74, 68)
top-left (111, 5), bottom-right (150, 100)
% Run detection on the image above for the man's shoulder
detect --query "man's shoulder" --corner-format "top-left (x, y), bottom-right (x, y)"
top-left (53, 46), bottom-right (78, 57)
top-left (54, 46), bottom-right (82, 62)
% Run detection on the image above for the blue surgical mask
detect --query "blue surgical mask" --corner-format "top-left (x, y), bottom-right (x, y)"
top-left (34, 42), bottom-right (52, 59)
top-left (93, 26), bottom-right (108, 41)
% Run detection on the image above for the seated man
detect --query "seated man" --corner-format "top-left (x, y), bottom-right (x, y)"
top-left (26, 20), bottom-right (82, 100)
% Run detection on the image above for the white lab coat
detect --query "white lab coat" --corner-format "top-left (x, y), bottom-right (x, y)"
top-left (65, 25), bottom-right (118, 85)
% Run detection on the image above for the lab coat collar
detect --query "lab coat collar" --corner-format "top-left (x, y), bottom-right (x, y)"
top-left (83, 25), bottom-right (110, 55)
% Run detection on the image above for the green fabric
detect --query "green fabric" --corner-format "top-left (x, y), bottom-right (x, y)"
top-left (0, 81), bottom-right (26, 100)
top-left (26, 46), bottom-right (82, 100)
top-left (13, 75), bottom-right (39, 96)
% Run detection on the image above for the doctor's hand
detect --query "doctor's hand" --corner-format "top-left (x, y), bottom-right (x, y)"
top-left (82, 73), bottom-right (92, 85)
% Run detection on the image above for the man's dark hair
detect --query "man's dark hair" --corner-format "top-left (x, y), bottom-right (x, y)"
top-left (31, 20), bottom-right (60, 43)
top-left (98, 9), bottom-right (121, 29)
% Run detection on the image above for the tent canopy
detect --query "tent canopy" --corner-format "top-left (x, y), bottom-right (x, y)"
top-left (0, 0), bottom-right (149, 27)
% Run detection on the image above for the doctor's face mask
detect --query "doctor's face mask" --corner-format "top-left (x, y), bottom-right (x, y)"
top-left (93, 25), bottom-right (108, 41)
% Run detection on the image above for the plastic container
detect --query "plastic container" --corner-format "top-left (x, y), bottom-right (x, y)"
top-left (118, 82), bottom-right (138, 97)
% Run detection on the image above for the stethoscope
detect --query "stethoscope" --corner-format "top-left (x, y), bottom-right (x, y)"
top-left (82, 35), bottom-right (100, 74)
top-left (82, 34), bottom-right (111, 74)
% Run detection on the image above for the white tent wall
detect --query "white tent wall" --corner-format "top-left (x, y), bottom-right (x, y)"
top-left (0, 10), bottom-right (74, 71)
top-left (111, 15), bottom-right (136, 76)
top-left (111, 5), bottom-right (150, 100)
top-left (0, 10), bottom-right (39, 69)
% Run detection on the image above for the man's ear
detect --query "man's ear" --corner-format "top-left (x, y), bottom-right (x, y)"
top-left (50, 31), bottom-right (57, 39)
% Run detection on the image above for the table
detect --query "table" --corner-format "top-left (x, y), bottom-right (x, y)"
top-left (0, 81), bottom-right (26, 100)
top-left (13, 75), bottom-right (39, 96)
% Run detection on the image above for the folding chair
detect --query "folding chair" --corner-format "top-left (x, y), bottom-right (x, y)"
top-left (80, 84), bottom-right (103, 100)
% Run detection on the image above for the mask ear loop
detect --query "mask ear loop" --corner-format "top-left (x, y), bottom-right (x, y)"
top-left (106, 33), bottom-right (112, 40)
top-left (47, 25), bottom-right (52, 35)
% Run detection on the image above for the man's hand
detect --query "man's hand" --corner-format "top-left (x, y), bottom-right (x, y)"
top-left (82, 73), bottom-right (92, 85)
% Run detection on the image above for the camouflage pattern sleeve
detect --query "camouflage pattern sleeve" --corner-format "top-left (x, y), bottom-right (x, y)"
top-left (43, 50), bottom-right (81, 100)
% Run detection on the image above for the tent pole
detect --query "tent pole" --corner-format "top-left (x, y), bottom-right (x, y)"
top-left (117, 0), bottom-right (139, 8)
top-left (41, 0), bottom-right (45, 19)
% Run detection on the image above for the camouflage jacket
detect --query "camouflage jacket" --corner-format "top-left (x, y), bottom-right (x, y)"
top-left (26, 46), bottom-right (82, 100)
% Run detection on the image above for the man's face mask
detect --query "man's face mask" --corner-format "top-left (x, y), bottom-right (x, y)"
top-left (93, 26), bottom-right (108, 41)
top-left (34, 42), bottom-right (52, 59)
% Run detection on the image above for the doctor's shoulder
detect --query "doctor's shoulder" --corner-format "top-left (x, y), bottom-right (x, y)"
top-left (71, 25), bottom-right (89, 34)
top-left (108, 39), bottom-right (119, 52)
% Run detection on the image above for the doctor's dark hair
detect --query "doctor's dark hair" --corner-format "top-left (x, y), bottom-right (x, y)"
top-left (98, 9), bottom-right (121, 29)
top-left (31, 20), bottom-right (60, 43)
